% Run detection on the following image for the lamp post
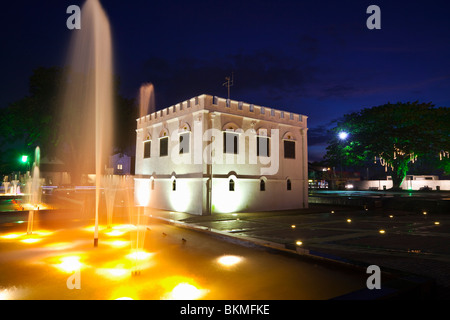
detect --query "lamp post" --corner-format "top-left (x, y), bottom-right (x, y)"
top-left (338, 132), bottom-right (348, 186)
top-left (20, 155), bottom-right (30, 174)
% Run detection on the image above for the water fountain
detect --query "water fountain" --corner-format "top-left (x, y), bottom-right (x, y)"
top-left (103, 173), bottom-right (119, 229)
top-left (59, 0), bottom-right (113, 247)
top-left (2, 180), bottom-right (10, 195)
top-left (139, 83), bottom-right (155, 117)
top-left (11, 180), bottom-right (19, 195)
top-left (60, 0), bottom-right (149, 261)
top-left (26, 146), bottom-right (43, 235)
top-left (127, 83), bottom-right (155, 274)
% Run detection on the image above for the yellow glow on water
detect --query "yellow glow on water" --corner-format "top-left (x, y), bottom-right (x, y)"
top-left (169, 283), bottom-right (204, 300)
top-left (434, 221), bottom-right (440, 225)
top-left (379, 230), bottom-right (386, 234)
top-left (1, 232), bottom-right (24, 239)
top-left (291, 225), bottom-right (296, 229)
top-left (163, 282), bottom-right (208, 300)
top-left (217, 255), bottom-right (243, 267)
top-left (112, 224), bottom-right (136, 231)
top-left (83, 225), bottom-right (106, 232)
top-left (33, 230), bottom-right (53, 237)
top-left (20, 238), bottom-right (42, 244)
top-left (105, 230), bottom-right (125, 237)
top-left (97, 266), bottom-right (130, 280)
top-left (105, 240), bottom-right (129, 248)
top-left (54, 255), bottom-right (84, 273)
top-left (0, 287), bottom-right (24, 300)
top-left (160, 276), bottom-right (209, 300)
top-left (44, 242), bottom-right (74, 250)
top-left (389, 215), bottom-right (394, 218)
top-left (347, 219), bottom-right (352, 223)
top-left (110, 287), bottom-right (139, 300)
top-left (21, 203), bottom-right (51, 211)
top-left (126, 250), bottom-right (153, 261)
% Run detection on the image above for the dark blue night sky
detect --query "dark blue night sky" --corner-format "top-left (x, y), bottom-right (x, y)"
top-left (1, 0), bottom-right (449, 161)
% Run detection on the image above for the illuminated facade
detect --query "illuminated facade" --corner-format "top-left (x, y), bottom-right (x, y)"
top-left (135, 94), bottom-right (308, 215)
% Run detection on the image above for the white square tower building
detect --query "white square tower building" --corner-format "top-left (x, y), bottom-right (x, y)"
top-left (135, 94), bottom-right (308, 215)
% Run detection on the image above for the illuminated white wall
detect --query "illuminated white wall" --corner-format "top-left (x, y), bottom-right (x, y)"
top-left (351, 179), bottom-right (450, 191)
top-left (135, 94), bottom-right (308, 215)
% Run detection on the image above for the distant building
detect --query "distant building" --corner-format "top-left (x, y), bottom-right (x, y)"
top-left (134, 94), bottom-right (308, 215)
top-left (39, 157), bottom-right (71, 186)
top-left (109, 153), bottom-right (135, 175)
top-left (350, 175), bottom-right (450, 191)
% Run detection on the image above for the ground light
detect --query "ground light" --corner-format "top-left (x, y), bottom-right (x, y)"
top-left (54, 255), bottom-right (84, 273)
top-left (217, 255), bottom-right (243, 267)
top-left (168, 283), bottom-right (205, 300)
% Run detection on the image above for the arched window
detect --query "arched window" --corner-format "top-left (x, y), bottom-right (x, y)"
top-left (143, 140), bottom-right (151, 158)
top-left (172, 179), bottom-right (176, 191)
top-left (287, 179), bottom-right (292, 191)
top-left (229, 179), bottom-right (235, 191)
top-left (260, 179), bottom-right (266, 191)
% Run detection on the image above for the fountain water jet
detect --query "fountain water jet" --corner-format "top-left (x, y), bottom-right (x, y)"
top-left (11, 180), bottom-right (19, 195)
top-left (2, 181), bottom-right (10, 195)
top-left (127, 84), bottom-right (155, 274)
top-left (59, 0), bottom-right (114, 247)
top-left (26, 146), bottom-right (43, 235)
top-left (103, 173), bottom-right (119, 229)
top-left (139, 83), bottom-right (155, 117)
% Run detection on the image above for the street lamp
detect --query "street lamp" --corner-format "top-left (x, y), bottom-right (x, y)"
top-left (337, 132), bottom-right (348, 184)
top-left (338, 131), bottom-right (348, 140)
top-left (20, 155), bottom-right (30, 173)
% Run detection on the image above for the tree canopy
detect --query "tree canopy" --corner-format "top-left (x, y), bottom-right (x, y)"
top-left (0, 66), bottom-right (136, 177)
top-left (324, 101), bottom-right (450, 189)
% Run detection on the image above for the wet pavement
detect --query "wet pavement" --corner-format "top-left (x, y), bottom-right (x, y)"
top-left (148, 203), bottom-right (450, 299)
top-left (1, 190), bottom-right (449, 299)
top-left (0, 208), bottom-right (369, 300)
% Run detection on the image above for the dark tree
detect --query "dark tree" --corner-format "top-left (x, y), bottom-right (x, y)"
top-left (0, 67), bottom-right (137, 178)
top-left (324, 102), bottom-right (450, 189)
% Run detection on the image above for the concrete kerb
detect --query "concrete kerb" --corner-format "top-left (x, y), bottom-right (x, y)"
top-left (149, 212), bottom-right (436, 299)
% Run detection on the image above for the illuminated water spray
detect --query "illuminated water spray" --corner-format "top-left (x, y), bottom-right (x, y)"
top-left (26, 146), bottom-right (43, 235)
top-left (139, 83), bottom-right (155, 118)
top-left (129, 84), bottom-right (155, 274)
top-left (60, 0), bottom-right (114, 247)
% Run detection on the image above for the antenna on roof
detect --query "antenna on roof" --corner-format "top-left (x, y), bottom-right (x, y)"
top-left (222, 72), bottom-right (234, 100)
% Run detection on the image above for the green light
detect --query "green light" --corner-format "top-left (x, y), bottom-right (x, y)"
top-left (21, 155), bottom-right (28, 163)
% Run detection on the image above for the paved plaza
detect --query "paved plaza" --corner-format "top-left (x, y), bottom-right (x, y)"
top-left (149, 194), bottom-right (450, 299)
